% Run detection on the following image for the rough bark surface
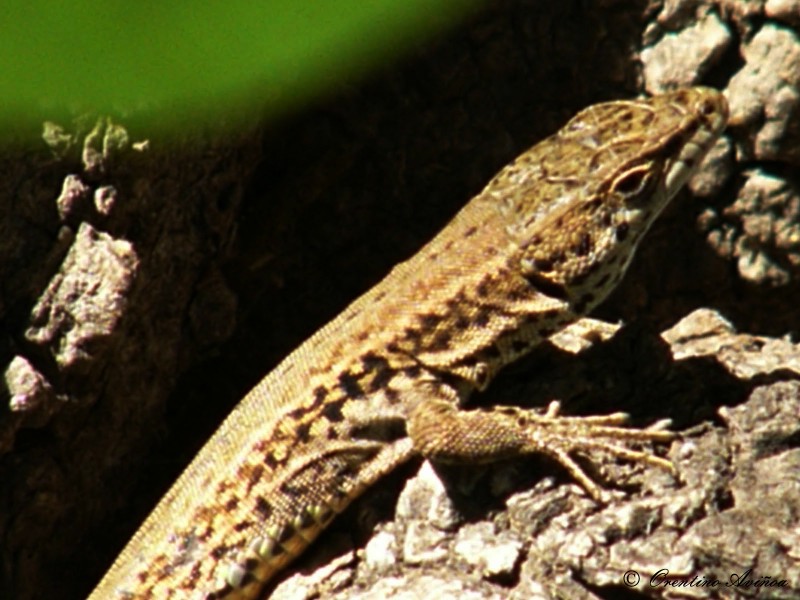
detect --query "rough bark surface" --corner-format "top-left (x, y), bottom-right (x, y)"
top-left (1, 1), bottom-right (798, 599)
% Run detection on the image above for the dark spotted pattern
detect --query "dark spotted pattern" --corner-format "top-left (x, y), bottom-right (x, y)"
top-left (338, 372), bottom-right (365, 398)
top-left (615, 221), bottom-right (629, 241)
top-left (575, 232), bottom-right (592, 256)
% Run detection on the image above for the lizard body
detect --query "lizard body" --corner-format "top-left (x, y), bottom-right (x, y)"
top-left (88, 87), bottom-right (728, 599)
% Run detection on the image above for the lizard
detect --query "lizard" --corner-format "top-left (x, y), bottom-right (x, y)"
top-left (87, 86), bottom-right (728, 600)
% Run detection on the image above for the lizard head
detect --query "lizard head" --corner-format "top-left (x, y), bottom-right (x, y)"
top-left (503, 87), bottom-right (728, 312)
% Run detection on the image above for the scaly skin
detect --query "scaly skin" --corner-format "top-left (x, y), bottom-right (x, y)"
top-left (88, 87), bottom-right (728, 600)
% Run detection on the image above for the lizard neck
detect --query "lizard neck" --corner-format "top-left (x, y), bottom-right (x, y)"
top-left (351, 194), bottom-right (579, 392)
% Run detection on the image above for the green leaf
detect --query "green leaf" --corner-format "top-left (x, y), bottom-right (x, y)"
top-left (0, 1), bottom-right (480, 132)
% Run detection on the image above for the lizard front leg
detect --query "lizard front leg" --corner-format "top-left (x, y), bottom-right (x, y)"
top-left (407, 391), bottom-right (675, 503)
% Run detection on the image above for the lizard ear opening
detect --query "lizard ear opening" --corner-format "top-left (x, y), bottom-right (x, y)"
top-left (521, 268), bottom-right (569, 301)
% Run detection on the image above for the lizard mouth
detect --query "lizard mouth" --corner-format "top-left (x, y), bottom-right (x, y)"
top-left (663, 87), bottom-right (728, 195)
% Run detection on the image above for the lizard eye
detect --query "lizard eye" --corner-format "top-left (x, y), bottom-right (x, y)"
top-left (612, 164), bottom-right (657, 203)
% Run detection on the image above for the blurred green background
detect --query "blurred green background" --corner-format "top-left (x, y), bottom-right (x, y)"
top-left (0, 1), bottom-right (480, 133)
